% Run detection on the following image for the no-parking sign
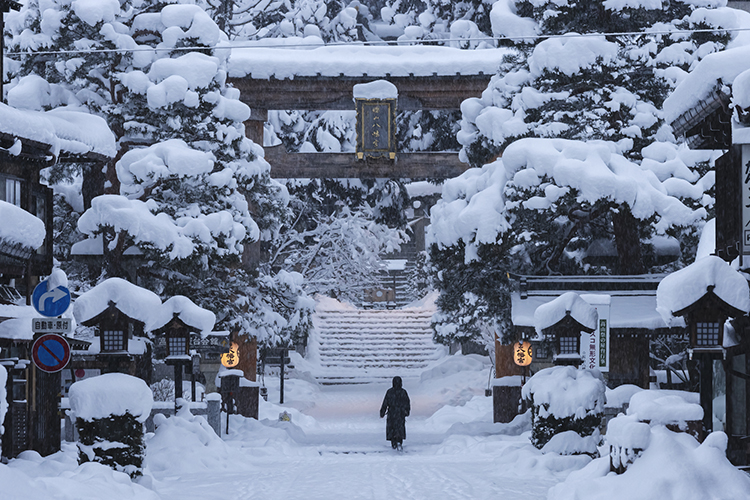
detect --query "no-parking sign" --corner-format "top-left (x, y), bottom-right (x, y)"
top-left (31, 333), bottom-right (71, 373)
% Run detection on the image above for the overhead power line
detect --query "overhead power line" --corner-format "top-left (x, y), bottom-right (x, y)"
top-left (5, 26), bottom-right (750, 56)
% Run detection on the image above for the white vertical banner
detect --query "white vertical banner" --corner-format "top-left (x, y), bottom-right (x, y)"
top-left (742, 145), bottom-right (750, 259)
top-left (581, 295), bottom-right (611, 372)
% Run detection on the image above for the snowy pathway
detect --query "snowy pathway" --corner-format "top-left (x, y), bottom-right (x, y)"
top-left (149, 381), bottom-right (577, 500)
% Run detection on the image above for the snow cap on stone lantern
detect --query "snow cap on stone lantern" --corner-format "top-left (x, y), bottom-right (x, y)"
top-left (657, 256), bottom-right (750, 352)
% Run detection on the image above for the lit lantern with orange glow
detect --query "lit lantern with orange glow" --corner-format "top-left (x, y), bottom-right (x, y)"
top-left (221, 342), bottom-right (240, 368)
top-left (513, 340), bottom-right (533, 367)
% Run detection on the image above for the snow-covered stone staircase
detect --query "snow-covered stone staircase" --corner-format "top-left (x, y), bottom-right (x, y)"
top-left (308, 295), bottom-right (443, 384)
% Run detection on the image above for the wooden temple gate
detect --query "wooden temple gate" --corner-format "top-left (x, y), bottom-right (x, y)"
top-left (228, 74), bottom-right (492, 179)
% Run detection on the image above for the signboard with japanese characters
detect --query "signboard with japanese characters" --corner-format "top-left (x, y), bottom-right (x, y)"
top-left (32, 317), bottom-right (72, 334)
top-left (355, 98), bottom-right (397, 160)
top-left (579, 295), bottom-right (610, 372)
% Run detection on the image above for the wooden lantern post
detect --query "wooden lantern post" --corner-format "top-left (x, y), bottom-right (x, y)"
top-left (672, 287), bottom-right (742, 434)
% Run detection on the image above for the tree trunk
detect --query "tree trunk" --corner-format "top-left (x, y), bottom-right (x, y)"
top-left (81, 161), bottom-right (106, 211)
top-left (612, 206), bottom-right (645, 275)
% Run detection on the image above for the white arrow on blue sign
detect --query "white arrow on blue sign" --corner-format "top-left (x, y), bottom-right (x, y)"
top-left (32, 280), bottom-right (71, 317)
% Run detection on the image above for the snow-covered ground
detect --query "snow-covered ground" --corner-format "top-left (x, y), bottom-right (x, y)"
top-left (2, 354), bottom-right (749, 500)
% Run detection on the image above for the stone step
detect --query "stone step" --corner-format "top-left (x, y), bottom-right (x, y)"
top-left (317, 344), bottom-right (435, 351)
top-left (316, 375), bottom-right (420, 385)
top-left (316, 325), bottom-right (432, 331)
top-left (315, 310), bottom-right (432, 316)
top-left (315, 333), bottom-right (433, 340)
top-left (315, 317), bottom-right (432, 325)
top-left (317, 359), bottom-right (432, 366)
top-left (317, 359), bottom-right (433, 367)
top-left (309, 301), bottom-right (437, 385)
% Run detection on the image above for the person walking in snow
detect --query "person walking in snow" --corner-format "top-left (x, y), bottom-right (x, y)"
top-left (380, 376), bottom-right (410, 450)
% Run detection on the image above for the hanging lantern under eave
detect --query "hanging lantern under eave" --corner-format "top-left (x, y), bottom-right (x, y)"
top-left (221, 342), bottom-right (240, 368)
top-left (513, 340), bottom-right (533, 367)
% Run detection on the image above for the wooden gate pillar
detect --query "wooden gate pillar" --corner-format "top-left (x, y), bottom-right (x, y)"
top-left (245, 109), bottom-right (267, 146)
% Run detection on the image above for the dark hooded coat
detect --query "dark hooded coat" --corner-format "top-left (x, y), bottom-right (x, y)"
top-left (380, 376), bottom-right (410, 442)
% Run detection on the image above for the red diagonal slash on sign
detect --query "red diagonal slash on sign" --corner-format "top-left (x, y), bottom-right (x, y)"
top-left (40, 340), bottom-right (63, 364)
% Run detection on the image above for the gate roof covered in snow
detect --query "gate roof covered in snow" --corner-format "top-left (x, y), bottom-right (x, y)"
top-left (227, 43), bottom-right (505, 111)
top-left (511, 275), bottom-right (684, 333)
top-left (228, 43), bottom-right (509, 80)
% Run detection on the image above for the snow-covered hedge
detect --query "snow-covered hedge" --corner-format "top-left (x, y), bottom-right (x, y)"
top-left (522, 366), bottom-right (606, 455)
top-left (69, 374), bottom-right (153, 477)
top-left (607, 389), bottom-right (703, 473)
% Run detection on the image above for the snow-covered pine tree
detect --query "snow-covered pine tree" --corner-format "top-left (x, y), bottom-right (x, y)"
top-left (384, 0), bottom-right (497, 45)
top-left (428, 0), bottom-right (732, 346)
top-left (73, 2), bottom-right (310, 348)
top-left (211, 0), bottom-right (373, 41)
top-left (6, 0), bottom-right (140, 208)
top-left (460, 0), bottom-right (735, 167)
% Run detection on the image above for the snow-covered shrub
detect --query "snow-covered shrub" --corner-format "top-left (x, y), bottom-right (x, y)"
top-left (549, 430), bottom-right (750, 500)
top-left (522, 366), bottom-right (606, 455)
top-left (145, 403), bottom-right (231, 475)
top-left (626, 390), bottom-right (703, 439)
top-left (606, 389), bottom-right (703, 473)
top-left (606, 414), bottom-right (651, 473)
top-left (69, 373), bottom-right (154, 478)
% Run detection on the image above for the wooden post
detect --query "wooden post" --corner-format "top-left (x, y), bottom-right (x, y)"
top-left (700, 353), bottom-right (713, 434)
top-left (29, 366), bottom-right (61, 456)
top-left (233, 334), bottom-right (259, 419)
top-left (245, 109), bottom-right (267, 145)
top-left (174, 363), bottom-right (183, 408)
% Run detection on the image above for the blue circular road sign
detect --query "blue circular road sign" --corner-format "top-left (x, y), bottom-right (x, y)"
top-left (32, 334), bottom-right (71, 373)
top-left (32, 281), bottom-right (71, 317)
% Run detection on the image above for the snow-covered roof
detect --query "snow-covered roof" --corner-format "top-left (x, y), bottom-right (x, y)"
top-left (0, 304), bottom-right (38, 341)
top-left (0, 200), bottom-right (46, 250)
top-left (151, 296), bottom-right (216, 337)
top-left (656, 255), bottom-right (750, 324)
top-left (69, 372), bottom-right (153, 423)
top-left (228, 44), bottom-right (510, 79)
top-left (0, 103), bottom-right (116, 159)
top-left (663, 44), bottom-right (750, 126)
top-left (73, 277), bottom-right (162, 330)
top-left (513, 292), bottom-right (679, 331)
top-left (533, 292), bottom-right (598, 334)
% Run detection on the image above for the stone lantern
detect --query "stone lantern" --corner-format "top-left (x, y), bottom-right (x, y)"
top-left (152, 296), bottom-right (215, 405)
top-left (81, 301), bottom-right (138, 354)
top-left (535, 292), bottom-right (598, 367)
top-left (657, 256), bottom-right (750, 434)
